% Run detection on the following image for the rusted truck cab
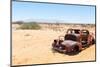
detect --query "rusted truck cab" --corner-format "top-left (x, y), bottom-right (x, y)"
top-left (66, 29), bottom-right (95, 47)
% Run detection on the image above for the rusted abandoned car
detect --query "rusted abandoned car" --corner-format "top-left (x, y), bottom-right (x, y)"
top-left (52, 29), bottom-right (95, 53)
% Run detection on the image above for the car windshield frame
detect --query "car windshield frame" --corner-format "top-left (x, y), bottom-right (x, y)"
top-left (64, 34), bottom-right (77, 41)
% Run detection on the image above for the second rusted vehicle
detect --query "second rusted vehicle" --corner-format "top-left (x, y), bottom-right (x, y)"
top-left (52, 28), bottom-right (95, 53)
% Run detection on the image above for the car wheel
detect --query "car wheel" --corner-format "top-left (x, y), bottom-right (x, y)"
top-left (92, 39), bottom-right (95, 44)
top-left (73, 45), bottom-right (79, 52)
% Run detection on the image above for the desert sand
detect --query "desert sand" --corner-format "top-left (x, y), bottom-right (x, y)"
top-left (12, 24), bottom-right (95, 65)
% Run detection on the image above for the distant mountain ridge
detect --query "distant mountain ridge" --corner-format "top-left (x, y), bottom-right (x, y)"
top-left (12, 18), bottom-right (95, 24)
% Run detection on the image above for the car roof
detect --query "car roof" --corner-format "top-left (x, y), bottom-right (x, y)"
top-left (67, 28), bottom-right (89, 31)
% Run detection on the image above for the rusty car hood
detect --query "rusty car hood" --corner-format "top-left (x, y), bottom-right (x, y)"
top-left (61, 40), bottom-right (78, 47)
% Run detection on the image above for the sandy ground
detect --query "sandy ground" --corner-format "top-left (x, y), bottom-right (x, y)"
top-left (12, 29), bottom-right (95, 66)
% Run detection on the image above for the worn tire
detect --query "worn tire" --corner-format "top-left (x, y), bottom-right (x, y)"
top-left (92, 39), bottom-right (95, 44)
top-left (73, 45), bottom-right (79, 52)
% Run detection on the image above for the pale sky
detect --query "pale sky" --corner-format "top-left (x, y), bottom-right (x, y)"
top-left (12, 1), bottom-right (96, 24)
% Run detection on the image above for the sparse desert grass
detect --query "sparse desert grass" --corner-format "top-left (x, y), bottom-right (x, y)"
top-left (12, 22), bottom-right (95, 32)
top-left (19, 22), bottom-right (41, 30)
